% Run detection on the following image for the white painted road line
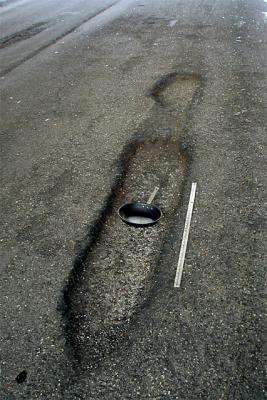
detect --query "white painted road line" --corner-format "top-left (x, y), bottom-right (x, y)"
top-left (174, 182), bottom-right (197, 288)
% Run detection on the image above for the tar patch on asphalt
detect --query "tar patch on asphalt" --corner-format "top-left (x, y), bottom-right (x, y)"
top-left (15, 370), bottom-right (27, 384)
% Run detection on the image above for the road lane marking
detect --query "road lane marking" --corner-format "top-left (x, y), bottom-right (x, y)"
top-left (174, 182), bottom-right (197, 288)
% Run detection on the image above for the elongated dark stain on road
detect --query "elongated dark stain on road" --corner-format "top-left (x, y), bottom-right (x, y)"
top-left (62, 72), bottom-right (202, 370)
top-left (0, 22), bottom-right (48, 49)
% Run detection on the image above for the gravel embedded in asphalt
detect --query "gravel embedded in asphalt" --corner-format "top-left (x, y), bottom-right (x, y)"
top-left (0, 0), bottom-right (266, 399)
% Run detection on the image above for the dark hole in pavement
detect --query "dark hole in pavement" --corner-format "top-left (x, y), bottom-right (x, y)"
top-left (15, 370), bottom-right (27, 384)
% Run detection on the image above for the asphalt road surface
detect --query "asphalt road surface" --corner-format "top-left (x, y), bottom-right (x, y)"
top-left (0, 0), bottom-right (266, 399)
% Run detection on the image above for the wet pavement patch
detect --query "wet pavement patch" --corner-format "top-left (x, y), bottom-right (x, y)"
top-left (0, 22), bottom-right (48, 49)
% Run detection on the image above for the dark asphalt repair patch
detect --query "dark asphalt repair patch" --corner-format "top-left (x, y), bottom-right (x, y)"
top-left (15, 370), bottom-right (27, 384)
top-left (61, 72), bottom-right (202, 371)
top-left (0, 22), bottom-right (48, 49)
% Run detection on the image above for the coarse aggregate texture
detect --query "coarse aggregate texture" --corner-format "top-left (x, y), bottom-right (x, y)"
top-left (0, 0), bottom-right (266, 399)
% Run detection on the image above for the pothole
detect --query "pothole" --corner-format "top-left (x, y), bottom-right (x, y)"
top-left (0, 22), bottom-right (48, 49)
top-left (149, 72), bottom-right (202, 111)
top-left (64, 137), bottom-right (188, 369)
top-left (62, 72), bottom-right (202, 370)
